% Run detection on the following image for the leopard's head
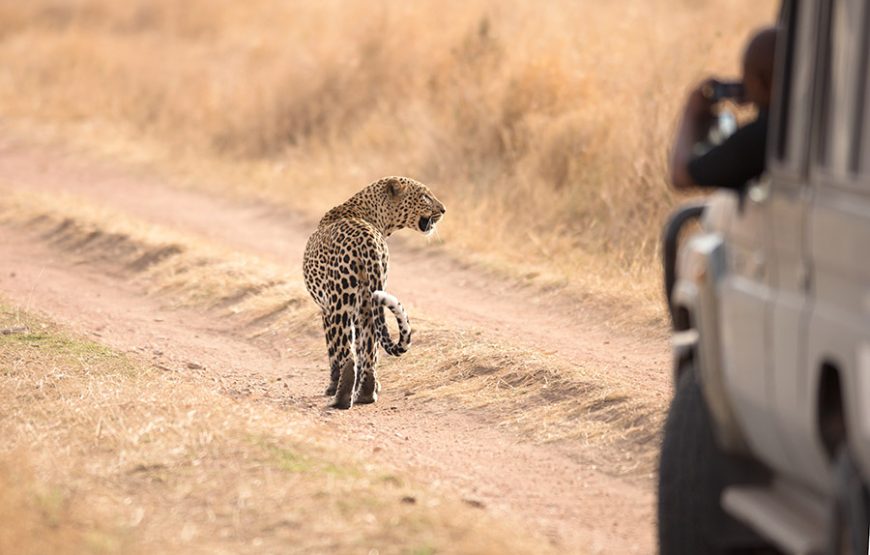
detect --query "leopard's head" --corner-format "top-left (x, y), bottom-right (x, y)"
top-left (379, 177), bottom-right (446, 236)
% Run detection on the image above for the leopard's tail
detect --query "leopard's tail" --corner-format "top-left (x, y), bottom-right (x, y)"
top-left (372, 290), bottom-right (411, 356)
top-left (357, 267), bottom-right (411, 357)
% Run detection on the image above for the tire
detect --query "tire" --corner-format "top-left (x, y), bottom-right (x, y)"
top-left (658, 365), bottom-right (774, 555)
top-left (829, 447), bottom-right (869, 555)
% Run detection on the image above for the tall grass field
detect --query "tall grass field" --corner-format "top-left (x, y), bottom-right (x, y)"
top-left (0, 0), bottom-right (776, 321)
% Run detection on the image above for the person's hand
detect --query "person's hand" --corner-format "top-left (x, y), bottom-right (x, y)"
top-left (684, 79), bottom-right (717, 120)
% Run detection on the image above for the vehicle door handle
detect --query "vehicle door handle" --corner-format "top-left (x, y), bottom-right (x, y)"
top-left (748, 181), bottom-right (770, 204)
top-left (798, 262), bottom-right (811, 291)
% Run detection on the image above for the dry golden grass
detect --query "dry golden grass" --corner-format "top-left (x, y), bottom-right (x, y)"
top-left (1, 187), bottom-right (663, 475)
top-left (0, 302), bottom-right (556, 555)
top-left (0, 0), bottom-right (776, 312)
top-left (0, 457), bottom-right (116, 555)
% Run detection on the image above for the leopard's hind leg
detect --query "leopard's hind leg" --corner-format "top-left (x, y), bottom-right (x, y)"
top-left (321, 312), bottom-right (340, 396)
top-left (333, 359), bottom-right (356, 410)
top-left (354, 298), bottom-right (380, 405)
top-left (325, 311), bottom-right (357, 409)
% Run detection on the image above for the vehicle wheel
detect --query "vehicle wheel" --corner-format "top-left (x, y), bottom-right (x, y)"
top-left (658, 365), bottom-right (774, 554)
top-left (829, 447), bottom-right (869, 555)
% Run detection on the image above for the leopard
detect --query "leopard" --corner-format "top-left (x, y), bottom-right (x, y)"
top-left (302, 176), bottom-right (446, 409)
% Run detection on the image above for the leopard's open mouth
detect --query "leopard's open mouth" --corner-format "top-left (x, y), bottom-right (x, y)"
top-left (418, 214), bottom-right (442, 233)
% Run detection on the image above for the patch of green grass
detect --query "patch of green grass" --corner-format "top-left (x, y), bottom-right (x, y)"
top-left (379, 473), bottom-right (405, 487)
top-left (2, 331), bottom-right (109, 356)
top-left (256, 438), bottom-right (359, 478)
top-left (83, 531), bottom-right (125, 555)
top-left (0, 302), bottom-right (135, 375)
top-left (268, 444), bottom-right (315, 473)
top-left (34, 487), bottom-right (67, 528)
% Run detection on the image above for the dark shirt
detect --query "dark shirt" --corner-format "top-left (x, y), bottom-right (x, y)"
top-left (688, 111), bottom-right (768, 191)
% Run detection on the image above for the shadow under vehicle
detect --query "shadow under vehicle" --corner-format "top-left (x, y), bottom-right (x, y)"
top-left (658, 0), bottom-right (870, 553)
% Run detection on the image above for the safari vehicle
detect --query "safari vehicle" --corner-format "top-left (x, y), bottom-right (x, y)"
top-left (658, 1), bottom-right (870, 554)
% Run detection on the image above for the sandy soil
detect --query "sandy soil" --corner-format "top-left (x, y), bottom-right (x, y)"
top-left (0, 138), bottom-right (671, 554)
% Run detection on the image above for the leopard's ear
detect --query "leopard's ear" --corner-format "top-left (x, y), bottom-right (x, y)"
top-left (385, 177), bottom-right (407, 199)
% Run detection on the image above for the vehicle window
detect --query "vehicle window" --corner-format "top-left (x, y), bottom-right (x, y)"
top-left (816, 0), bottom-right (865, 177)
top-left (769, 0), bottom-right (820, 179)
top-left (857, 3), bottom-right (870, 176)
top-left (772, 0), bottom-right (797, 163)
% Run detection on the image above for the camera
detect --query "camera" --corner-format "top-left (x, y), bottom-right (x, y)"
top-left (702, 80), bottom-right (745, 102)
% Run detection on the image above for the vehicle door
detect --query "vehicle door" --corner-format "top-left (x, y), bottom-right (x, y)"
top-left (762, 0), bottom-right (845, 492)
top-left (717, 0), bottom-right (819, 476)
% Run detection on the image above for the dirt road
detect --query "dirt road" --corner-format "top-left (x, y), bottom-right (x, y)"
top-left (0, 138), bottom-right (670, 553)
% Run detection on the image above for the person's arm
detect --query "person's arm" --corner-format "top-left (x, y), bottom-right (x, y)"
top-left (669, 82), bottom-right (715, 190)
top-left (685, 116), bottom-right (768, 191)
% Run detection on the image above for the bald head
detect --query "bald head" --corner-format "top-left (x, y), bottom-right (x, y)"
top-left (742, 27), bottom-right (778, 108)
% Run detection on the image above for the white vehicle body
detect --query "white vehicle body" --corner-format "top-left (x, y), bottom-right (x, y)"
top-left (661, 0), bottom-right (870, 552)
